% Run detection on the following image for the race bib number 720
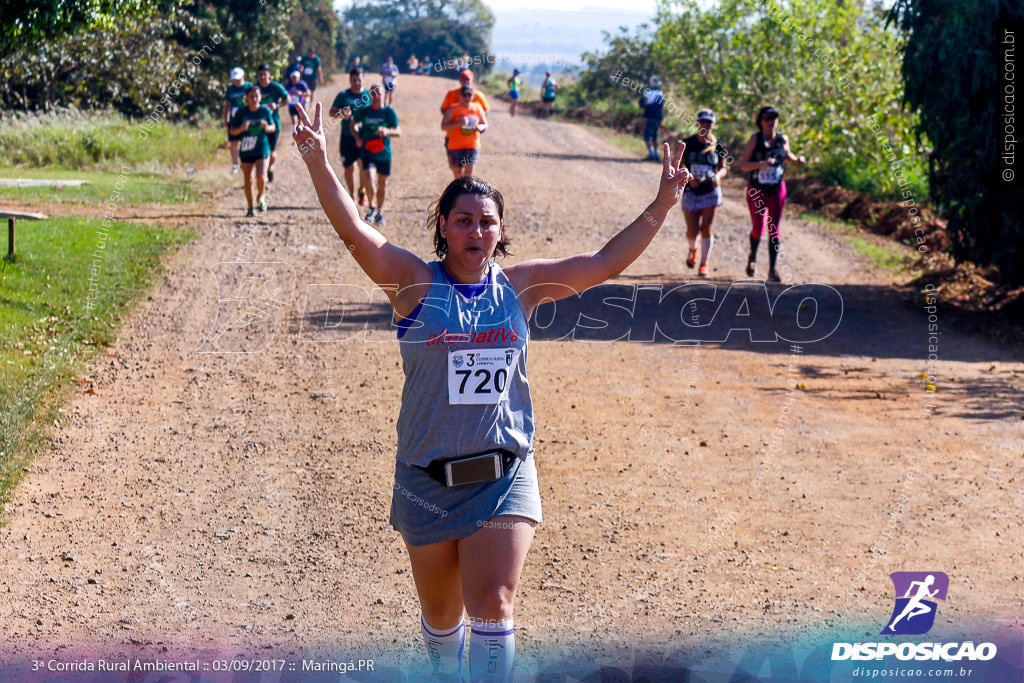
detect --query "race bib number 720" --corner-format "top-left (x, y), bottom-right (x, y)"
top-left (448, 348), bottom-right (520, 405)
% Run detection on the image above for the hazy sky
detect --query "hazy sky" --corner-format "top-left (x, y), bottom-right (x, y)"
top-left (485, 0), bottom-right (656, 10)
top-left (334, 0), bottom-right (658, 14)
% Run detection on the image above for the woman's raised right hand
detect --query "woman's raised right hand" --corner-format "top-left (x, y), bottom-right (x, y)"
top-left (293, 102), bottom-right (327, 162)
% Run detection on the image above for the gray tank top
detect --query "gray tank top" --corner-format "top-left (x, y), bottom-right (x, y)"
top-left (396, 261), bottom-right (534, 467)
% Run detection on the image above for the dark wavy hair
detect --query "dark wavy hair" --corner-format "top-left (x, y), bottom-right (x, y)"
top-left (429, 176), bottom-right (511, 260)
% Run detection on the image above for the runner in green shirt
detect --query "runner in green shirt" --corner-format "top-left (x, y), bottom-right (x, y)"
top-left (256, 63), bottom-right (289, 184)
top-left (229, 86), bottom-right (276, 216)
top-left (300, 48), bottom-right (324, 105)
top-left (507, 69), bottom-right (522, 117)
top-left (351, 84), bottom-right (400, 226)
top-left (223, 66), bottom-right (251, 172)
top-left (329, 68), bottom-right (372, 205)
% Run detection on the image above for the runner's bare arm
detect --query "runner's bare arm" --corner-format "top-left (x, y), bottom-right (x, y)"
top-left (441, 108), bottom-right (458, 131)
top-left (293, 103), bottom-right (431, 299)
top-left (506, 141), bottom-right (689, 316)
top-left (738, 134), bottom-right (766, 172)
top-left (782, 137), bottom-right (807, 166)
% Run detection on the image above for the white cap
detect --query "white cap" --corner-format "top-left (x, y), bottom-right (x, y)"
top-left (649, 76), bottom-right (661, 87)
top-left (230, 67), bottom-right (244, 81)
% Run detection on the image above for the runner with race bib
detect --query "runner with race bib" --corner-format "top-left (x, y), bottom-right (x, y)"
top-left (330, 68), bottom-right (372, 206)
top-left (738, 105), bottom-right (807, 282)
top-left (442, 86), bottom-right (488, 178)
top-left (228, 85), bottom-right (275, 216)
top-left (350, 84), bottom-right (400, 226)
top-left (380, 56), bottom-right (399, 106)
top-left (286, 71), bottom-right (311, 135)
top-left (299, 47), bottom-right (324, 105)
top-left (681, 108), bottom-right (728, 277)
top-left (256, 63), bottom-right (289, 184)
top-left (293, 97), bottom-right (691, 682)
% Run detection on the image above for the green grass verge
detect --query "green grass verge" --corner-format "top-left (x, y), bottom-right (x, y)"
top-left (796, 211), bottom-right (918, 274)
top-left (0, 109), bottom-right (225, 171)
top-left (0, 165), bottom-right (229, 207)
top-left (0, 216), bottom-right (194, 518)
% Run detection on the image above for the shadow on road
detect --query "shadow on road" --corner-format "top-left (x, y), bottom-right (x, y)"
top-left (287, 279), bottom-right (1020, 365)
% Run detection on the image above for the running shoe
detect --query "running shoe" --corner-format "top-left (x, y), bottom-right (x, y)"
top-left (686, 247), bottom-right (698, 268)
top-left (365, 207), bottom-right (376, 221)
top-left (257, 197), bottom-right (267, 212)
top-left (767, 269), bottom-right (782, 283)
top-left (245, 207), bottom-right (255, 217)
top-left (746, 259), bottom-right (756, 277)
top-left (374, 210), bottom-right (385, 226)
top-left (698, 264), bottom-right (709, 277)
top-left (267, 167), bottom-right (274, 183)
top-left (358, 188), bottom-right (368, 206)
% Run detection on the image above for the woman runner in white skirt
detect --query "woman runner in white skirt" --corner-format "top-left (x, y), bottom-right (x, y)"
top-left (292, 101), bottom-right (691, 682)
top-left (680, 108), bottom-right (728, 277)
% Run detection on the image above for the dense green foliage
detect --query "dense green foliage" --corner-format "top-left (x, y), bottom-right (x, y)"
top-left (650, 0), bottom-right (928, 199)
top-left (1, 0), bottom-right (296, 117)
top-left (288, 0), bottom-right (348, 72)
top-left (575, 1), bottom-right (929, 199)
top-left (344, 0), bottom-right (495, 77)
top-left (0, 0), bottom-right (170, 55)
top-left (888, 0), bottom-right (1023, 285)
top-left (579, 27), bottom-right (660, 106)
top-left (0, 217), bottom-right (193, 512)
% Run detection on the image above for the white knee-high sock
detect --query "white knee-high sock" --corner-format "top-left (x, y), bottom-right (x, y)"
top-left (701, 235), bottom-right (715, 265)
top-left (469, 617), bottom-right (515, 683)
top-left (421, 614), bottom-right (465, 678)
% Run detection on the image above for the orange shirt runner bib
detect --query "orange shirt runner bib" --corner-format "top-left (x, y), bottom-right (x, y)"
top-left (446, 102), bottom-right (486, 150)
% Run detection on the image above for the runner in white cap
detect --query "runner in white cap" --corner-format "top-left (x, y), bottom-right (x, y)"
top-left (223, 67), bottom-right (250, 172)
top-left (680, 108), bottom-right (727, 276)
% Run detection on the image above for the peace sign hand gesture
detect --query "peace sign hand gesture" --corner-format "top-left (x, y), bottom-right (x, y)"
top-left (293, 102), bottom-right (327, 163)
top-left (654, 141), bottom-right (691, 208)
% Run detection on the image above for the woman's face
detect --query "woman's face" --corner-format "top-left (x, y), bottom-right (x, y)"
top-left (698, 118), bottom-right (715, 135)
top-left (246, 89), bottom-right (262, 108)
top-left (440, 194), bottom-right (502, 271)
top-left (760, 113), bottom-right (778, 135)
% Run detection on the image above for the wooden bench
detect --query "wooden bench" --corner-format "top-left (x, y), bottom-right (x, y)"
top-left (0, 210), bottom-right (48, 261)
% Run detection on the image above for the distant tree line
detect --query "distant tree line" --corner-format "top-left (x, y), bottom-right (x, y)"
top-left (342, 0), bottom-right (494, 79)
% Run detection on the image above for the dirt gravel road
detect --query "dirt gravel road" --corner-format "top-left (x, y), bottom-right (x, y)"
top-left (2, 74), bottom-right (1022, 680)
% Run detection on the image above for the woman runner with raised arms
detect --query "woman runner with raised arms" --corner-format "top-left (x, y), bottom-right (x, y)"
top-left (292, 101), bottom-right (690, 682)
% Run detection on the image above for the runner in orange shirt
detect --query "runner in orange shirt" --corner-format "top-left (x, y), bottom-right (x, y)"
top-left (440, 70), bottom-right (490, 173)
top-left (440, 69), bottom-right (490, 115)
top-left (441, 86), bottom-right (488, 178)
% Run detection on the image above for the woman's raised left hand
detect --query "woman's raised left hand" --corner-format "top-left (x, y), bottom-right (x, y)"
top-left (655, 141), bottom-right (691, 207)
